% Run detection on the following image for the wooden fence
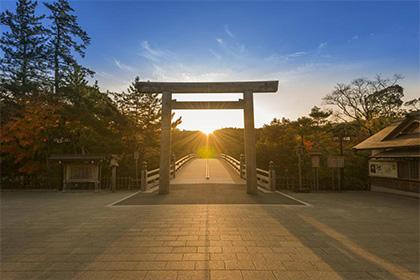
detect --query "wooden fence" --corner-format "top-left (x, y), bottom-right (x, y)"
top-left (219, 154), bottom-right (276, 191)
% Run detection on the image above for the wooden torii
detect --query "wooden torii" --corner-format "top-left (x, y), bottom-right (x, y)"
top-left (136, 81), bottom-right (279, 195)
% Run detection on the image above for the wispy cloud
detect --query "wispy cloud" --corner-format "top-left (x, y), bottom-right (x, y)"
top-left (348, 34), bottom-right (358, 42)
top-left (140, 41), bottom-right (169, 62)
top-left (285, 52), bottom-right (306, 58)
top-left (318, 42), bottom-right (328, 49)
top-left (113, 58), bottom-right (135, 72)
top-left (216, 38), bottom-right (223, 45)
top-left (209, 49), bottom-right (221, 60)
top-left (224, 25), bottom-right (235, 38)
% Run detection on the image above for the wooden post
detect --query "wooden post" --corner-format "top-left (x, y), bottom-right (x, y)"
top-left (240, 154), bottom-right (245, 179)
top-left (172, 154), bottom-right (176, 179)
top-left (159, 90), bottom-right (172, 194)
top-left (243, 90), bottom-right (257, 194)
top-left (62, 164), bottom-right (67, 192)
top-left (141, 161), bottom-right (148, 192)
top-left (269, 161), bottom-right (276, 191)
top-left (111, 166), bottom-right (116, 192)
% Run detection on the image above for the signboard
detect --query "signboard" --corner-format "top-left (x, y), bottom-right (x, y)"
top-left (311, 156), bottom-right (320, 168)
top-left (327, 156), bottom-right (345, 168)
top-left (134, 152), bottom-right (139, 160)
top-left (369, 161), bottom-right (398, 178)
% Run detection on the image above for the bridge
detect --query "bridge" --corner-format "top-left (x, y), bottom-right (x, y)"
top-left (136, 80), bottom-right (279, 195)
top-left (113, 154), bottom-right (299, 206)
top-left (138, 154), bottom-right (276, 193)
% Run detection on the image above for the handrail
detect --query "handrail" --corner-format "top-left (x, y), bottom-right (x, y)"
top-left (141, 153), bottom-right (196, 191)
top-left (219, 153), bottom-right (276, 191)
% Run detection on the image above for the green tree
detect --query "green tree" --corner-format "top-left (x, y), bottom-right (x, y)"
top-left (44, 0), bottom-right (93, 93)
top-left (113, 76), bottom-right (182, 167)
top-left (0, 0), bottom-right (47, 97)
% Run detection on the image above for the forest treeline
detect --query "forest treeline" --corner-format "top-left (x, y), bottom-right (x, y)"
top-left (1, 0), bottom-right (419, 189)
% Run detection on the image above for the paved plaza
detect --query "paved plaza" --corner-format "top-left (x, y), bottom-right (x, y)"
top-left (1, 189), bottom-right (419, 280)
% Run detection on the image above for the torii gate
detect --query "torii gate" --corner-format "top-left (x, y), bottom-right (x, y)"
top-left (136, 81), bottom-right (279, 195)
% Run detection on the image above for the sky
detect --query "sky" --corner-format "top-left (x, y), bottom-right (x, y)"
top-left (2, 1), bottom-right (419, 133)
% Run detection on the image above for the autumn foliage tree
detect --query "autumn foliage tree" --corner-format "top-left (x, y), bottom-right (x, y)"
top-left (1, 95), bottom-right (62, 176)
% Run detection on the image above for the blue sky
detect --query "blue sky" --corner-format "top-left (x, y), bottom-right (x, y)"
top-left (2, 1), bottom-right (419, 132)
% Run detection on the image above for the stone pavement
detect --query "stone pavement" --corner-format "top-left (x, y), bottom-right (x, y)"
top-left (1, 190), bottom-right (419, 279)
top-left (115, 184), bottom-right (303, 205)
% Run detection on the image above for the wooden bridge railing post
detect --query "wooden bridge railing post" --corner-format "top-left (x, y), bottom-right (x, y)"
top-left (240, 154), bottom-right (245, 179)
top-left (171, 154), bottom-right (176, 179)
top-left (141, 161), bottom-right (148, 192)
top-left (269, 160), bottom-right (276, 191)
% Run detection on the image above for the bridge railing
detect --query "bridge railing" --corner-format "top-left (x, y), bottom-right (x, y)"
top-left (219, 154), bottom-right (276, 191)
top-left (141, 153), bottom-right (196, 191)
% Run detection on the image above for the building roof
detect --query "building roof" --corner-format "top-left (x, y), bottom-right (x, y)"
top-left (353, 112), bottom-right (420, 150)
top-left (371, 149), bottom-right (420, 159)
top-left (49, 154), bottom-right (120, 162)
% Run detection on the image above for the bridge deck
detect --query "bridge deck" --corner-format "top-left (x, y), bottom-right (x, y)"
top-left (171, 158), bottom-right (244, 185)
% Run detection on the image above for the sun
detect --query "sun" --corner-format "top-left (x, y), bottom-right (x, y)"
top-left (201, 128), bottom-right (214, 135)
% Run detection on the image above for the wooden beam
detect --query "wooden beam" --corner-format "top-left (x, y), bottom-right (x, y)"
top-left (171, 100), bottom-right (244, 110)
top-left (136, 81), bottom-right (278, 93)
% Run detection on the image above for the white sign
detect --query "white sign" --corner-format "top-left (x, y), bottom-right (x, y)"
top-left (369, 161), bottom-right (398, 178)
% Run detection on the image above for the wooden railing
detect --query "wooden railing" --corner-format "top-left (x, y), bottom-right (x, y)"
top-left (219, 153), bottom-right (276, 191)
top-left (141, 153), bottom-right (196, 191)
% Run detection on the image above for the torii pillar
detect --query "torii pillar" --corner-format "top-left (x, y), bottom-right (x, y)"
top-left (159, 90), bottom-right (172, 194)
top-left (243, 90), bottom-right (257, 194)
top-left (136, 81), bottom-right (279, 195)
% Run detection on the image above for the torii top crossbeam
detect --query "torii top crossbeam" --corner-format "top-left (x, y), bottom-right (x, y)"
top-left (136, 81), bottom-right (278, 93)
top-left (139, 80), bottom-right (279, 196)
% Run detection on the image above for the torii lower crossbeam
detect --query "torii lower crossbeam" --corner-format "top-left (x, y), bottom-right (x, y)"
top-left (136, 81), bottom-right (279, 195)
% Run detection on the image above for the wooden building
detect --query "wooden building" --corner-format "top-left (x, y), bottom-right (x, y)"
top-left (354, 112), bottom-right (419, 198)
top-left (49, 154), bottom-right (120, 192)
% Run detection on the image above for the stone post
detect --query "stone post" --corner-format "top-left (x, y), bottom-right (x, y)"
top-left (240, 154), bottom-right (245, 179)
top-left (159, 90), bottom-right (172, 194)
top-left (110, 158), bottom-right (119, 192)
top-left (141, 161), bottom-right (148, 192)
top-left (269, 161), bottom-right (276, 191)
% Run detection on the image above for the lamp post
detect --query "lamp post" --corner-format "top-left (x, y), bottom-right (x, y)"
top-left (332, 135), bottom-right (350, 189)
top-left (295, 146), bottom-right (305, 192)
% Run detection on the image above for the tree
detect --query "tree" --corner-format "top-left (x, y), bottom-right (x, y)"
top-left (323, 75), bottom-right (405, 135)
top-left (1, 95), bottom-right (62, 176)
top-left (0, 0), bottom-right (47, 97)
top-left (309, 106), bottom-right (332, 127)
top-left (113, 76), bottom-right (182, 166)
top-left (44, 0), bottom-right (93, 93)
top-left (405, 98), bottom-right (420, 112)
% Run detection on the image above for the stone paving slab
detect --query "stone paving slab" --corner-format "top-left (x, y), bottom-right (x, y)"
top-left (1, 190), bottom-right (419, 279)
top-left (114, 184), bottom-right (303, 205)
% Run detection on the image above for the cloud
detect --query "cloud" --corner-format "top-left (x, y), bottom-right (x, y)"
top-left (285, 52), bottom-right (306, 58)
top-left (224, 25), bottom-right (235, 38)
top-left (216, 38), bottom-right (223, 45)
top-left (140, 41), bottom-right (169, 62)
top-left (209, 49), bottom-right (221, 60)
top-left (349, 35), bottom-right (358, 42)
top-left (318, 42), bottom-right (328, 49)
top-left (113, 58), bottom-right (135, 72)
